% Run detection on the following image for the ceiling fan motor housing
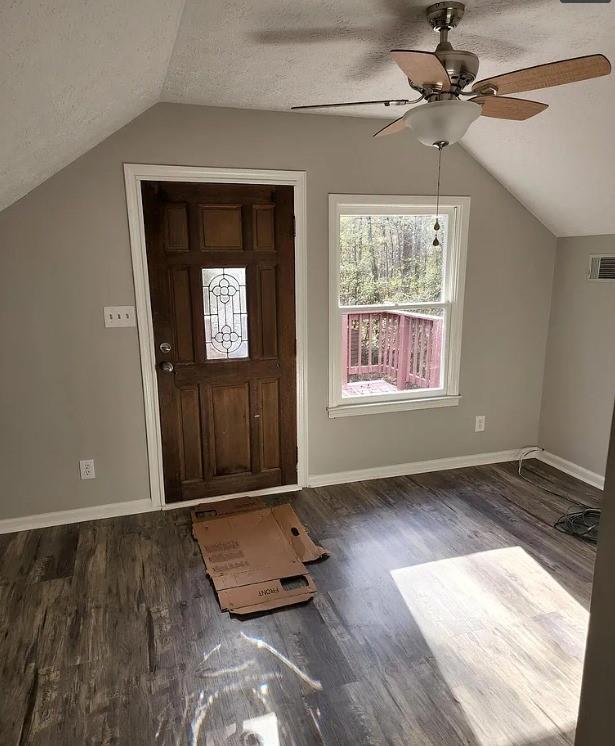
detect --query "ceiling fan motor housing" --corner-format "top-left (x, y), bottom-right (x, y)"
top-left (434, 49), bottom-right (479, 95)
top-left (425, 3), bottom-right (479, 96)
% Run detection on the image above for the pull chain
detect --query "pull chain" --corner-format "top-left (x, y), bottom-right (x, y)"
top-left (433, 141), bottom-right (446, 247)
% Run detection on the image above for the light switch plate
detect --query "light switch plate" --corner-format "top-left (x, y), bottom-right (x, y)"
top-left (104, 306), bottom-right (136, 328)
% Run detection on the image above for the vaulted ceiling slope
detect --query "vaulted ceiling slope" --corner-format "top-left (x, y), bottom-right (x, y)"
top-left (0, 0), bottom-right (186, 213)
top-left (2, 1), bottom-right (614, 236)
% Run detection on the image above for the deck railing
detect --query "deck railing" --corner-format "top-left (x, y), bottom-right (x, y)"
top-left (342, 310), bottom-right (443, 390)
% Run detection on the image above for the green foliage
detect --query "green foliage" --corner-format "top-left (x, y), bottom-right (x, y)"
top-left (339, 214), bottom-right (445, 305)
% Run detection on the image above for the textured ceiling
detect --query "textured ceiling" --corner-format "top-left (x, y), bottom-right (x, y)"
top-left (2, 0), bottom-right (615, 236)
top-left (0, 0), bottom-right (186, 212)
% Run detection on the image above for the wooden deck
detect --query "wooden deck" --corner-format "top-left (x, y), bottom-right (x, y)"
top-left (0, 460), bottom-right (600, 745)
top-left (342, 378), bottom-right (398, 397)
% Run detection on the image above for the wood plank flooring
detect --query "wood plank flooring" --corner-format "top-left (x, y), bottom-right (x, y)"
top-left (0, 460), bottom-right (601, 745)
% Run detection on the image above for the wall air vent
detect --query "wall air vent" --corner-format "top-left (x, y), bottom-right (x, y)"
top-left (588, 255), bottom-right (615, 282)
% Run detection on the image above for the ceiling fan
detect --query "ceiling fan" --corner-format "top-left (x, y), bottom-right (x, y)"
top-left (291, 1), bottom-right (611, 147)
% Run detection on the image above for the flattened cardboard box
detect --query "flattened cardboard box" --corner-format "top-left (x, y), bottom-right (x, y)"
top-left (192, 497), bottom-right (328, 615)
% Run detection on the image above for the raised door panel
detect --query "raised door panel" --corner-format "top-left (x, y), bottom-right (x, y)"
top-left (259, 266), bottom-right (278, 358)
top-left (209, 383), bottom-right (251, 476)
top-left (163, 203), bottom-right (189, 253)
top-left (171, 268), bottom-right (195, 362)
top-left (260, 380), bottom-right (281, 471)
top-left (179, 387), bottom-right (203, 482)
top-left (252, 204), bottom-right (276, 251)
top-left (199, 205), bottom-right (243, 250)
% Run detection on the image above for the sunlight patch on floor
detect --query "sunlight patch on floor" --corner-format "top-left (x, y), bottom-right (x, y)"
top-left (391, 546), bottom-right (588, 746)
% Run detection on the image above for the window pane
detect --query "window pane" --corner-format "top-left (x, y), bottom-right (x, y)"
top-left (341, 307), bottom-right (444, 398)
top-left (339, 214), bottom-right (447, 305)
top-left (202, 267), bottom-right (249, 360)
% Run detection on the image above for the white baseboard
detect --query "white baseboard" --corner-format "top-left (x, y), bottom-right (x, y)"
top-left (0, 485), bottom-right (302, 535)
top-left (2, 449), bottom-right (602, 535)
top-left (537, 451), bottom-right (605, 490)
top-left (0, 498), bottom-right (155, 535)
top-left (308, 449), bottom-right (522, 488)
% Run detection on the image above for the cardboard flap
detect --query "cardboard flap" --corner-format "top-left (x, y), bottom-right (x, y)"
top-left (191, 496), bottom-right (264, 523)
top-left (193, 508), bottom-right (305, 587)
top-left (218, 575), bottom-right (317, 615)
top-left (271, 503), bottom-right (329, 562)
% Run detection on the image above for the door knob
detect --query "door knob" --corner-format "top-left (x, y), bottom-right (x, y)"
top-left (160, 361), bottom-right (174, 373)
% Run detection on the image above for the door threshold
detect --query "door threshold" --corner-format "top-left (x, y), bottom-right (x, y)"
top-left (161, 483), bottom-right (301, 510)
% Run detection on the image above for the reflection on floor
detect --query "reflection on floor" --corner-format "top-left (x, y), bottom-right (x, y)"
top-left (0, 460), bottom-right (600, 745)
top-left (342, 378), bottom-right (398, 397)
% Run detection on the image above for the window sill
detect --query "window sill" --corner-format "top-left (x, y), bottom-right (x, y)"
top-left (328, 395), bottom-right (461, 418)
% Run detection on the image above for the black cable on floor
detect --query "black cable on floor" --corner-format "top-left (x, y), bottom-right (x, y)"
top-left (518, 447), bottom-right (600, 544)
top-left (554, 507), bottom-right (600, 544)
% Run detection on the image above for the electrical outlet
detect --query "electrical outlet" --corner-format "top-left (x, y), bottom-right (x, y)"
top-left (104, 306), bottom-right (136, 328)
top-left (79, 459), bottom-right (96, 480)
top-left (475, 415), bottom-right (486, 432)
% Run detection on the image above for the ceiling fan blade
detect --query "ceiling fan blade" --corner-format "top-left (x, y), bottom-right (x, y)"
top-left (472, 54), bottom-right (611, 95)
top-left (471, 95), bottom-right (548, 121)
top-left (390, 50), bottom-right (451, 92)
top-left (291, 99), bottom-right (412, 111)
top-left (373, 116), bottom-right (407, 138)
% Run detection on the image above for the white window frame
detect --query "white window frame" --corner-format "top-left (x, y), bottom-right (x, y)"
top-left (328, 194), bottom-right (470, 418)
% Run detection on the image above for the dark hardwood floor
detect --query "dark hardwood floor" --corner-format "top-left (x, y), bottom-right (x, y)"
top-left (0, 460), bottom-right (601, 745)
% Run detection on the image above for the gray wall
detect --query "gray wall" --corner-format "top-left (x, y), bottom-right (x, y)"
top-left (539, 235), bottom-right (615, 477)
top-left (0, 103), bottom-right (556, 520)
top-left (575, 404), bottom-right (615, 745)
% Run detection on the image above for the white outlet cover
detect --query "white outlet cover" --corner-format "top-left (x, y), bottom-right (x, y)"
top-left (104, 306), bottom-right (136, 328)
top-left (79, 459), bottom-right (96, 480)
top-left (475, 416), bottom-right (486, 432)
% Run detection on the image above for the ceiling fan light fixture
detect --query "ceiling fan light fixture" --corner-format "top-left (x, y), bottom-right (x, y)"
top-left (404, 99), bottom-right (481, 147)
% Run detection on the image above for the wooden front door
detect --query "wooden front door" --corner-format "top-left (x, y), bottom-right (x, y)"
top-left (142, 181), bottom-right (297, 503)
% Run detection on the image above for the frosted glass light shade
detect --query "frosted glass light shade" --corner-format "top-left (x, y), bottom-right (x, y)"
top-left (404, 99), bottom-right (481, 147)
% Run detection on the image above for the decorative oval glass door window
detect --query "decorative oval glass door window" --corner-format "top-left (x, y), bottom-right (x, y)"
top-left (202, 267), bottom-right (249, 359)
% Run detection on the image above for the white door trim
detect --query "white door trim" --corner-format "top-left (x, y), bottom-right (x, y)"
top-left (123, 164), bottom-right (309, 508)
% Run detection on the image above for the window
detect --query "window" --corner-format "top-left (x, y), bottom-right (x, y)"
top-left (328, 195), bottom-right (469, 417)
top-left (202, 267), bottom-right (249, 359)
